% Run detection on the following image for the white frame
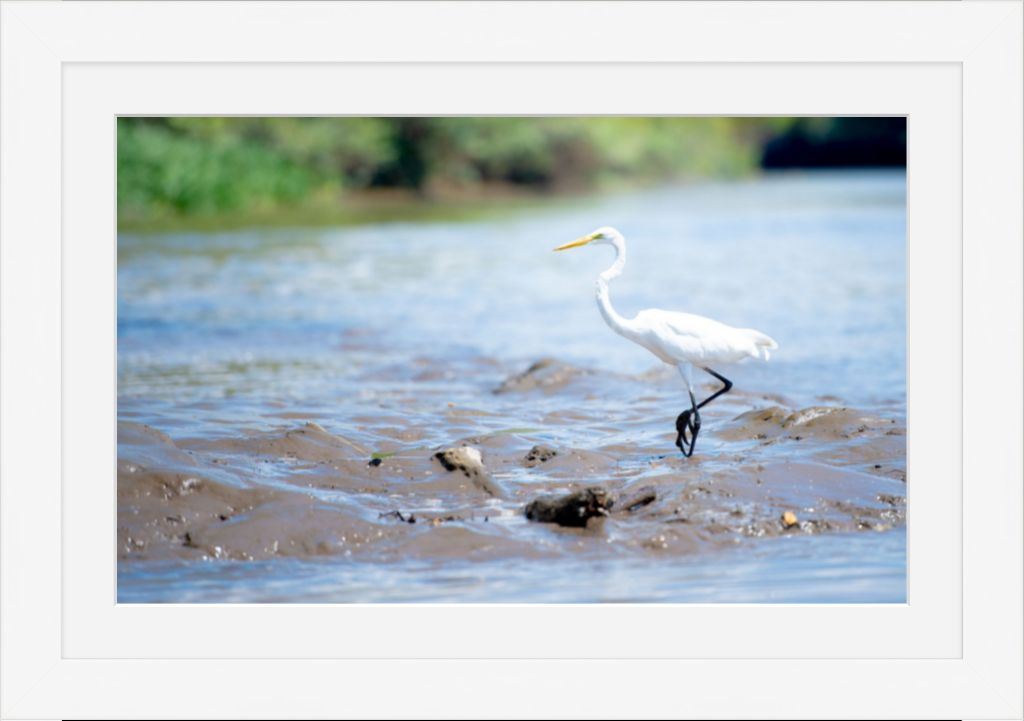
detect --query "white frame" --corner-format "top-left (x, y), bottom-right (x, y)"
top-left (2, 2), bottom-right (1021, 719)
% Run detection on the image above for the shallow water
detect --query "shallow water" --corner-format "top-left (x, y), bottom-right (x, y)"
top-left (118, 171), bottom-right (907, 603)
top-left (118, 530), bottom-right (905, 604)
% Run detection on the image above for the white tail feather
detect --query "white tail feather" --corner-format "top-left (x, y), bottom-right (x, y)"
top-left (743, 329), bottom-right (778, 361)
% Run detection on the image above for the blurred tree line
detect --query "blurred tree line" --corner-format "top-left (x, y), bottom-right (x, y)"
top-left (117, 117), bottom-right (905, 225)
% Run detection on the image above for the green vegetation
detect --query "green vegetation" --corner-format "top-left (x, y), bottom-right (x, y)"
top-left (117, 117), bottom-right (902, 230)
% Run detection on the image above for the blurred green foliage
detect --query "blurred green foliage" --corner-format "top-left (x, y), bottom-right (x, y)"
top-left (117, 117), bottom-right (901, 228)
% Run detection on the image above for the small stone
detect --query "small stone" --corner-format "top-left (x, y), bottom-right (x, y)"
top-left (434, 447), bottom-right (484, 475)
top-left (524, 444), bottom-right (558, 467)
top-left (433, 446), bottom-right (503, 497)
top-left (781, 510), bottom-right (799, 528)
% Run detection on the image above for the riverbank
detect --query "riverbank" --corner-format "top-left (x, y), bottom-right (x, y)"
top-left (117, 117), bottom-right (905, 232)
top-left (117, 184), bottom-right (595, 233)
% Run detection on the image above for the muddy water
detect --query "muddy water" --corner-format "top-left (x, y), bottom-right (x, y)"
top-left (118, 171), bottom-right (906, 602)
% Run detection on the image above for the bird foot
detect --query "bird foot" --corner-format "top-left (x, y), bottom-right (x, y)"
top-left (675, 409), bottom-right (701, 457)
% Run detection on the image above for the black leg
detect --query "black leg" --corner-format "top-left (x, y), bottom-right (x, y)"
top-left (697, 367), bottom-right (733, 410)
top-left (674, 368), bottom-right (732, 457)
top-left (675, 390), bottom-right (701, 457)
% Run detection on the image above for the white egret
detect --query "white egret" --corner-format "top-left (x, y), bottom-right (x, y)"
top-left (554, 226), bottom-right (778, 457)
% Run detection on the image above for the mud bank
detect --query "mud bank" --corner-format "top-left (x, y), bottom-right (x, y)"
top-left (119, 362), bottom-right (905, 569)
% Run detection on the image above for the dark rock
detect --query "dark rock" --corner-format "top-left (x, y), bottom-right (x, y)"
top-left (525, 487), bottom-right (613, 527)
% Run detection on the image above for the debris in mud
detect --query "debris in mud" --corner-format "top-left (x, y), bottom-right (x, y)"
top-left (427, 514), bottom-right (463, 527)
top-left (615, 485), bottom-right (657, 513)
top-left (379, 510), bottom-right (416, 524)
top-left (432, 446), bottom-right (503, 497)
top-left (494, 358), bottom-right (586, 394)
top-left (525, 487), bottom-right (613, 527)
top-left (368, 457), bottom-right (383, 467)
top-left (876, 494), bottom-right (905, 506)
top-left (781, 510), bottom-right (799, 529)
top-left (524, 444), bottom-right (558, 467)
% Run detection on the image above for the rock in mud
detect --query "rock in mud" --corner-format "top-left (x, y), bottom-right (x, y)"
top-left (433, 446), bottom-right (503, 497)
top-left (494, 358), bottom-right (586, 394)
top-left (781, 510), bottom-right (799, 529)
top-left (524, 444), bottom-right (558, 467)
top-left (434, 446), bottom-right (484, 475)
top-left (525, 487), bottom-right (613, 527)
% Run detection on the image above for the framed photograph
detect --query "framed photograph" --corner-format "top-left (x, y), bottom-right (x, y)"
top-left (2, 1), bottom-right (1020, 718)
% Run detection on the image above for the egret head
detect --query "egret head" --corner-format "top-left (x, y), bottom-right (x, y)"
top-left (553, 226), bottom-right (622, 251)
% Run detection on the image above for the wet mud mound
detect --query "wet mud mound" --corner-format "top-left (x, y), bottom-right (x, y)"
top-left (118, 391), bottom-right (906, 569)
top-left (718, 405), bottom-right (907, 480)
top-left (179, 501), bottom-right (395, 561)
top-left (118, 422), bottom-right (279, 560)
top-left (184, 421), bottom-right (370, 463)
top-left (722, 405), bottom-right (887, 441)
top-left (494, 358), bottom-right (590, 394)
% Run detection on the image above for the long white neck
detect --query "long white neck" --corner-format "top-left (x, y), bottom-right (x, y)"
top-left (595, 234), bottom-right (634, 338)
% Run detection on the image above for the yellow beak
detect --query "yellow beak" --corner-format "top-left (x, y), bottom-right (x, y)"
top-left (553, 232), bottom-right (600, 251)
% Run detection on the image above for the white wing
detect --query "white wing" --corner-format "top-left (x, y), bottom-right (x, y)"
top-left (631, 309), bottom-right (776, 365)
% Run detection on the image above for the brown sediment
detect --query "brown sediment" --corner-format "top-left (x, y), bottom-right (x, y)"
top-left (118, 371), bottom-right (906, 566)
top-left (181, 421), bottom-right (370, 462)
top-left (719, 405), bottom-right (883, 441)
top-left (615, 485), bottom-right (657, 513)
top-left (181, 501), bottom-right (389, 560)
top-left (118, 422), bottom-right (279, 560)
top-left (514, 446), bottom-right (618, 479)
